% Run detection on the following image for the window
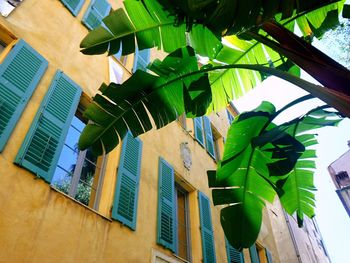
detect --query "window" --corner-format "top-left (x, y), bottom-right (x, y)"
top-left (0, 39), bottom-right (48, 152)
top-left (194, 117), bottom-right (217, 160)
top-left (157, 158), bottom-right (192, 261)
top-left (249, 244), bottom-right (273, 263)
top-left (175, 184), bottom-right (191, 261)
top-left (336, 171), bottom-right (350, 187)
top-left (0, 0), bottom-right (23, 17)
top-left (82, 0), bottom-right (111, 30)
top-left (226, 238), bottom-right (244, 263)
top-left (226, 109), bottom-right (234, 125)
top-left (133, 48), bottom-right (150, 72)
top-left (111, 132), bottom-right (142, 230)
top-left (60, 0), bottom-right (85, 16)
top-left (51, 112), bottom-right (104, 207)
top-left (198, 191), bottom-right (216, 263)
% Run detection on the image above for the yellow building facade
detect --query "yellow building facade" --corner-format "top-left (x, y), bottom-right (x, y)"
top-left (0, 1), bottom-right (331, 262)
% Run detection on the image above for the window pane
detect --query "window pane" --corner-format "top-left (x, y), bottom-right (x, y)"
top-left (56, 145), bottom-right (78, 172)
top-left (51, 166), bottom-right (72, 195)
top-left (75, 180), bottom-right (92, 206)
top-left (71, 115), bottom-right (85, 133)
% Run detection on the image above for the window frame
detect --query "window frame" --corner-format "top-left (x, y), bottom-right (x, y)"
top-left (51, 99), bottom-right (107, 210)
top-left (174, 183), bottom-right (192, 262)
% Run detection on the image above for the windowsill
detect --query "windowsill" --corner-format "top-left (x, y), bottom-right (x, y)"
top-left (50, 186), bottom-right (113, 222)
top-left (172, 254), bottom-right (191, 263)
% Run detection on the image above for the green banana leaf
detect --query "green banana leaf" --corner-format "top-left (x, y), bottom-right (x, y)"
top-left (207, 101), bottom-right (306, 249)
top-left (275, 107), bottom-right (343, 226)
top-left (207, 99), bottom-right (343, 249)
top-left (80, 0), bottom-right (222, 59)
top-left (78, 47), bottom-right (212, 155)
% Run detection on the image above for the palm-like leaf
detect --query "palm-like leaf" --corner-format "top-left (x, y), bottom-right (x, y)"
top-left (207, 99), bottom-right (343, 249)
top-left (80, 0), bottom-right (222, 59)
top-left (207, 101), bottom-right (305, 249)
top-left (78, 47), bottom-right (212, 155)
top-left (275, 107), bottom-right (343, 226)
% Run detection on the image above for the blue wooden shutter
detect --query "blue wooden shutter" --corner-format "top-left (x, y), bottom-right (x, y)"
top-left (249, 244), bottom-right (260, 263)
top-left (15, 71), bottom-right (82, 183)
top-left (0, 39), bottom-right (48, 152)
top-left (157, 157), bottom-right (176, 252)
top-left (133, 49), bottom-right (150, 72)
top-left (111, 132), bottom-right (142, 230)
top-left (226, 238), bottom-right (244, 263)
top-left (227, 109), bottom-right (234, 124)
top-left (194, 117), bottom-right (205, 147)
top-left (203, 116), bottom-right (215, 159)
top-left (198, 191), bottom-right (216, 263)
top-left (265, 249), bottom-right (273, 263)
top-left (60, 0), bottom-right (85, 16)
top-left (82, 0), bottom-right (111, 30)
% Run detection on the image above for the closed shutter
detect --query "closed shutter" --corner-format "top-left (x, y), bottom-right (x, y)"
top-left (249, 244), bottom-right (260, 263)
top-left (203, 116), bottom-right (215, 159)
top-left (265, 249), bottom-right (273, 263)
top-left (157, 157), bottom-right (176, 252)
top-left (60, 0), bottom-right (85, 16)
top-left (15, 71), bottom-right (82, 183)
top-left (194, 117), bottom-right (204, 147)
top-left (0, 39), bottom-right (48, 152)
top-left (82, 0), bottom-right (111, 30)
top-left (198, 191), bottom-right (216, 263)
top-left (226, 238), bottom-right (244, 263)
top-left (111, 132), bottom-right (142, 230)
top-left (133, 49), bottom-right (150, 72)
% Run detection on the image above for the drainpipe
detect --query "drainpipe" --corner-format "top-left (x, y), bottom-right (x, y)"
top-left (283, 210), bottom-right (302, 263)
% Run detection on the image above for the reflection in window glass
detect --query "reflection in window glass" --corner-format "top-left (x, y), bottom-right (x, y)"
top-left (52, 115), bottom-right (102, 207)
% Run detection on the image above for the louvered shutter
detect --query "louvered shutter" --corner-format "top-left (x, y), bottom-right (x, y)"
top-left (15, 71), bottom-right (81, 183)
top-left (0, 40), bottom-right (48, 152)
top-left (112, 132), bottom-right (142, 230)
top-left (226, 238), bottom-right (244, 263)
top-left (82, 0), bottom-right (111, 30)
top-left (194, 117), bottom-right (204, 147)
top-left (157, 157), bottom-right (176, 252)
top-left (203, 116), bottom-right (215, 159)
top-left (265, 249), bottom-right (273, 263)
top-left (60, 0), bottom-right (85, 16)
top-left (226, 109), bottom-right (234, 124)
top-left (198, 191), bottom-right (216, 263)
top-left (249, 244), bottom-right (260, 263)
top-left (133, 49), bottom-right (150, 72)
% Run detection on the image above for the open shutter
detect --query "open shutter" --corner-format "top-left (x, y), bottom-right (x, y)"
top-left (15, 71), bottom-right (81, 183)
top-left (60, 0), bottom-right (85, 16)
top-left (111, 132), bottom-right (142, 230)
top-left (265, 249), bottom-right (273, 263)
top-left (194, 117), bottom-right (205, 147)
top-left (226, 109), bottom-right (234, 124)
top-left (203, 116), bottom-right (215, 159)
top-left (249, 244), bottom-right (260, 263)
top-left (133, 49), bottom-right (150, 72)
top-left (157, 157), bottom-right (176, 252)
top-left (0, 39), bottom-right (48, 152)
top-left (198, 191), bottom-right (216, 263)
top-left (226, 238), bottom-right (244, 263)
top-left (82, 0), bottom-right (111, 30)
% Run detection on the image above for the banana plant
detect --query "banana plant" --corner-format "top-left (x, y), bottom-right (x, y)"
top-left (208, 97), bottom-right (343, 249)
top-left (80, 0), bottom-right (350, 117)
